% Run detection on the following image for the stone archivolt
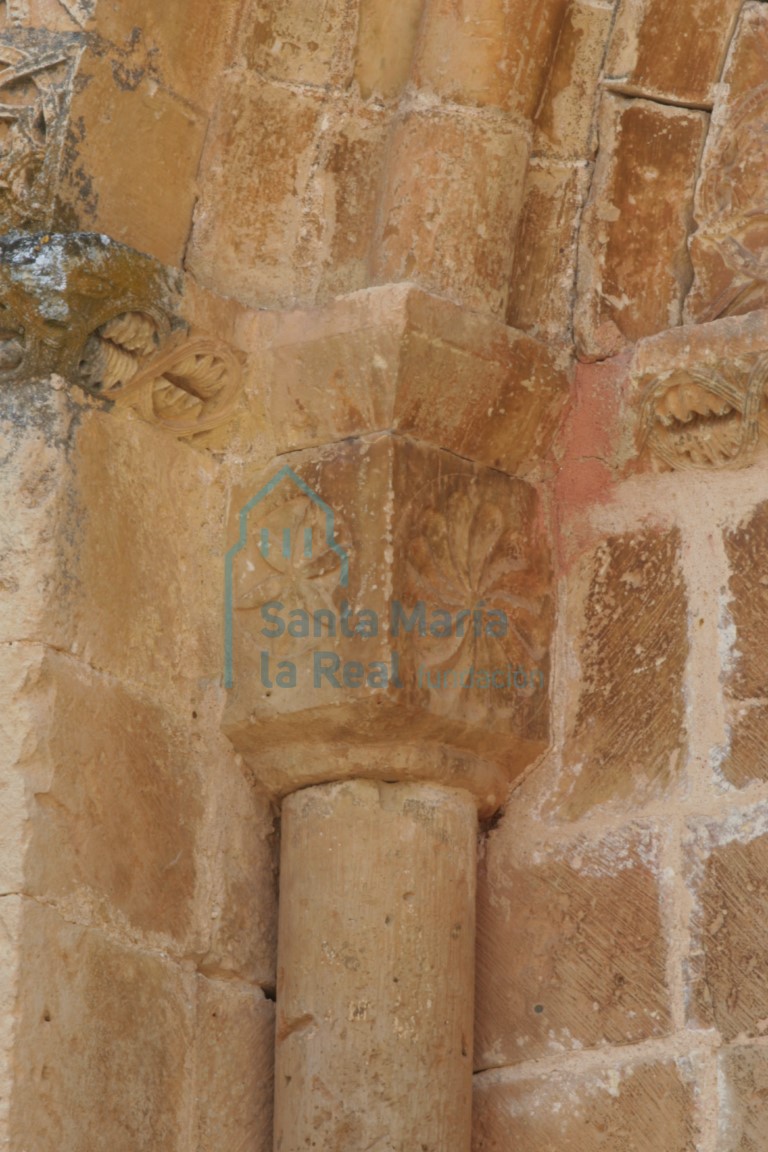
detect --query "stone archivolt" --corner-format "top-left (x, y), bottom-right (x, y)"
top-left (0, 230), bottom-right (243, 442)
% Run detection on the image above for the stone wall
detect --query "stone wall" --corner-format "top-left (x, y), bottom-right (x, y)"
top-left (3, 0), bottom-right (768, 1150)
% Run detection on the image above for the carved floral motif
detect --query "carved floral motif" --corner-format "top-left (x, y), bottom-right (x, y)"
top-left (0, 231), bottom-right (244, 443)
top-left (0, 30), bottom-right (81, 230)
top-left (640, 356), bottom-right (768, 470)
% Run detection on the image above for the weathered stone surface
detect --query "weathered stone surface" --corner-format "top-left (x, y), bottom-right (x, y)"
top-left (719, 1046), bottom-right (768, 1152)
top-left (688, 814), bottom-right (768, 1040)
top-left (56, 45), bottom-right (207, 266)
top-left (555, 529), bottom-right (687, 821)
top-left (276, 780), bottom-right (475, 1152)
top-left (373, 109), bottom-right (530, 318)
top-left (188, 72), bottom-right (325, 305)
top-left (534, 0), bottom-right (613, 160)
top-left (93, 0), bottom-right (235, 111)
top-left (197, 757), bottom-right (278, 986)
top-left (412, 0), bottom-right (569, 119)
top-left (507, 160), bottom-right (591, 343)
top-left (628, 309), bottom-right (768, 472)
top-left (195, 977), bottom-right (274, 1152)
top-left (0, 1), bottom-right (88, 32)
top-left (604, 0), bottom-right (741, 107)
top-left (355, 0), bottom-right (423, 100)
top-left (69, 409), bottom-right (223, 703)
top-left (0, 386), bottom-right (76, 651)
top-left (0, 895), bottom-right (21, 1145)
top-left (224, 435), bottom-right (552, 803)
top-left (241, 285), bottom-right (568, 475)
top-left (10, 900), bottom-right (195, 1152)
top-left (25, 652), bottom-right (205, 950)
top-left (723, 501), bottom-right (768, 785)
top-left (0, 27), bottom-right (82, 232)
top-left (686, 4), bottom-right (768, 324)
top-left (575, 96), bottom-right (708, 360)
top-left (233, 0), bottom-right (356, 87)
top-left (473, 1058), bottom-right (699, 1151)
top-left (475, 826), bottom-right (670, 1068)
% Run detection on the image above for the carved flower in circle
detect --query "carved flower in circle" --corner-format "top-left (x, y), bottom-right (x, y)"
top-left (234, 489), bottom-right (346, 656)
top-left (397, 480), bottom-right (549, 717)
top-left (641, 356), bottom-right (768, 471)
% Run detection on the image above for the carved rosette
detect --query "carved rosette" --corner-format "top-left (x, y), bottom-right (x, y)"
top-left (0, 231), bottom-right (243, 442)
top-left (640, 355), bottom-right (768, 471)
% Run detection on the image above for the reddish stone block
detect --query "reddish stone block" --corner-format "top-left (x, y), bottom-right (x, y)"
top-left (475, 826), bottom-right (670, 1068)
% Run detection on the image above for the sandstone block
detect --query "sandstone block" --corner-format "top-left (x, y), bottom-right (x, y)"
top-left (355, 0), bottom-right (424, 100)
top-left (723, 501), bottom-right (768, 786)
top-left (24, 652), bottom-right (205, 951)
top-left (0, 387), bottom-right (76, 650)
top-left (240, 284), bottom-right (568, 475)
top-left (412, 0), bottom-right (568, 119)
top-left (223, 435), bottom-right (553, 806)
top-left (473, 1058), bottom-right (698, 1151)
top-left (93, 0), bottom-right (236, 111)
top-left (313, 102), bottom-right (390, 301)
top-left (10, 900), bottom-right (195, 1152)
top-left (0, 895), bottom-right (21, 1144)
top-left (234, 0), bottom-right (356, 87)
top-left (188, 72), bottom-right (326, 305)
top-left (69, 409), bottom-right (223, 706)
top-left (372, 108), bottom-right (530, 318)
top-left (474, 826), bottom-right (670, 1068)
top-left (685, 5), bottom-right (768, 324)
top-left (506, 160), bottom-right (591, 343)
top-left (604, 0), bottom-right (741, 107)
top-left (195, 977), bottom-right (274, 1152)
top-left (718, 1046), bottom-right (768, 1152)
top-left (575, 96), bottom-right (708, 360)
top-left (534, 0), bottom-right (614, 160)
top-left (197, 756), bottom-right (278, 987)
top-left (688, 813), bottom-right (768, 1040)
top-left (56, 45), bottom-right (207, 266)
top-left (555, 529), bottom-right (687, 821)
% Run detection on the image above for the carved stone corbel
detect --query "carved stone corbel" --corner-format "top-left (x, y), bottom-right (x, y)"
top-left (0, 230), bottom-right (244, 442)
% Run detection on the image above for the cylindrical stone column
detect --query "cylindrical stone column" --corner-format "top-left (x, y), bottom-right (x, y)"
top-left (274, 779), bottom-right (477, 1152)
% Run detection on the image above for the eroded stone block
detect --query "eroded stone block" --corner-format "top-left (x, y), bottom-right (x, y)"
top-left (239, 284), bottom-right (568, 474)
top-left (413, 0), bottom-right (569, 119)
top-left (686, 4), bottom-right (768, 324)
top-left (24, 652), bottom-right (205, 950)
top-left (355, 0), bottom-right (424, 100)
top-left (604, 0), bottom-right (741, 106)
top-left (473, 1058), bottom-right (698, 1151)
top-left (506, 160), bottom-right (591, 343)
top-left (723, 501), bottom-right (768, 786)
top-left (719, 1047), bottom-right (768, 1152)
top-left (474, 826), bottom-right (670, 1068)
top-left (688, 814), bottom-right (768, 1040)
top-left (188, 71), bottom-right (326, 305)
top-left (534, 0), bottom-right (613, 160)
top-left (373, 108), bottom-right (530, 318)
top-left (10, 900), bottom-right (195, 1151)
top-left (554, 529), bottom-right (687, 821)
top-left (195, 978), bottom-right (275, 1152)
top-left (575, 96), bottom-right (707, 360)
top-left (56, 45), bottom-right (207, 266)
top-left (234, 0), bottom-right (356, 87)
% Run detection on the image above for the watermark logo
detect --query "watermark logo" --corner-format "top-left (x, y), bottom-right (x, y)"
top-left (225, 467), bottom-right (545, 697)
top-left (224, 465), bottom-right (349, 689)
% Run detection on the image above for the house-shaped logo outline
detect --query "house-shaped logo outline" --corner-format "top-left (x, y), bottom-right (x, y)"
top-left (224, 465), bottom-right (350, 689)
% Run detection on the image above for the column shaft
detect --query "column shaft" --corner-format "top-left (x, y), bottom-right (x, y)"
top-left (274, 779), bottom-right (477, 1152)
